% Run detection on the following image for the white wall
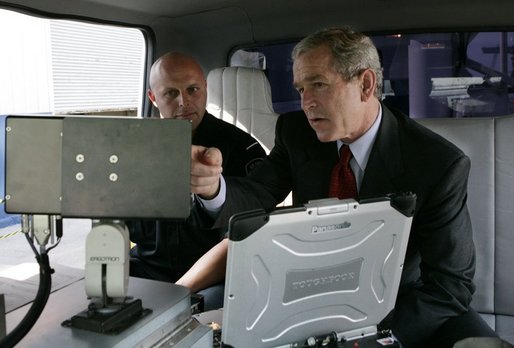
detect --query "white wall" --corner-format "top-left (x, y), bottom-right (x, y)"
top-left (0, 9), bottom-right (145, 116)
top-left (0, 9), bottom-right (53, 114)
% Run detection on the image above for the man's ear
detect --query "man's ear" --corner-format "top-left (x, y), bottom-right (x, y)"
top-left (360, 69), bottom-right (376, 101)
top-left (147, 89), bottom-right (158, 107)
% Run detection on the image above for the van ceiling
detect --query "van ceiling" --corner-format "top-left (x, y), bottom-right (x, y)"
top-left (3, 0), bottom-right (513, 36)
top-left (2, 0), bottom-right (513, 69)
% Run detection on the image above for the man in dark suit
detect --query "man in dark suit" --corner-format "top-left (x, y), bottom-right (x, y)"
top-left (190, 27), bottom-right (497, 347)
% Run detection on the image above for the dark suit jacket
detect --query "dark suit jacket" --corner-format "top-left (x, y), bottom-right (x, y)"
top-left (216, 105), bottom-right (475, 347)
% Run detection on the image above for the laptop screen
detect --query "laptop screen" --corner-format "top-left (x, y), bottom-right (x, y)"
top-left (221, 194), bottom-right (415, 348)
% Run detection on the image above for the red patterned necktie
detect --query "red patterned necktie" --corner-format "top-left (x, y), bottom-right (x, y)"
top-left (328, 144), bottom-right (358, 199)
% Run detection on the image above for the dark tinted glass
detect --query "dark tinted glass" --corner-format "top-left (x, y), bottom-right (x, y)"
top-left (231, 31), bottom-right (514, 118)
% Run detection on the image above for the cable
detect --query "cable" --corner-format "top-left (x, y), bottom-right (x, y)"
top-left (46, 237), bottom-right (62, 253)
top-left (24, 232), bottom-right (40, 257)
top-left (46, 217), bottom-right (63, 253)
top-left (0, 248), bottom-right (53, 347)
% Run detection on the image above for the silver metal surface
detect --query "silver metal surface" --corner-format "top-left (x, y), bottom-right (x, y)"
top-left (6, 277), bottom-right (211, 348)
top-left (5, 117), bottom-right (63, 214)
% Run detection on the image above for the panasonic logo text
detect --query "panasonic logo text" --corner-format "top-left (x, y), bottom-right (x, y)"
top-left (311, 221), bottom-right (351, 234)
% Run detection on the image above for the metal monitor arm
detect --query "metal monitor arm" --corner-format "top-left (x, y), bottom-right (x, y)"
top-left (62, 220), bottom-right (150, 334)
top-left (85, 220), bottom-right (129, 302)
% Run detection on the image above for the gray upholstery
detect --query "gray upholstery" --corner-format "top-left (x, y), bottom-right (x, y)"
top-left (206, 66), bottom-right (278, 154)
top-left (206, 66), bottom-right (294, 206)
top-left (417, 116), bottom-right (514, 344)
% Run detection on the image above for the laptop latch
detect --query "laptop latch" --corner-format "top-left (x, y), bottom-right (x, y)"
top-left (305, 198), bottom-right (358, 216)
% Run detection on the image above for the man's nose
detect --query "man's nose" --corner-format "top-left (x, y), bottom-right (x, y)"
top-left (177, 93), bottom-right (185, 106)
top-left (178, 91), bottom-right (191, 107)
top-left (301, 90), bottom-right (315, 110)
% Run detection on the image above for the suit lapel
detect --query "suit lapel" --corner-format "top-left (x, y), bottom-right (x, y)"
top-left (292, 116), bottom-right (338, 203)
top-left (291, 106), bottom-right (406, 203)
top-left (360, 105), bottom-right (405, 199)
top-left (305, 140), bottom-right (338, 199)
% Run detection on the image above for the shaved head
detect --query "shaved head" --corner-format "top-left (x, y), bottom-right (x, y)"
top-left (149, 52), bottom-right (205, 90)
top-left (147, 52), bottom-right (207, 132)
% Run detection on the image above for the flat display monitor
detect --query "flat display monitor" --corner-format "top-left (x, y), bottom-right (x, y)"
top-left (4, 115), bottom-right (192, 219)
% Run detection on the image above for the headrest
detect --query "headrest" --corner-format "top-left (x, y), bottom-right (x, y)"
top-left (207, 67), bottom-right (278, 153)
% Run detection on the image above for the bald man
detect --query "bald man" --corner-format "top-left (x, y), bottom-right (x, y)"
top-left (147, 52), bottom-right (207, 132)
top-left (128, 52), bottom-right (266, 310)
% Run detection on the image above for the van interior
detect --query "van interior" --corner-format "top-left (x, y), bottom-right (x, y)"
top-left (0, 0), bottom-right (513, 347)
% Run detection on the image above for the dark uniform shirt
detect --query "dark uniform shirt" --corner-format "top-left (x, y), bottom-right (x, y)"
top-left (128, 112), bottom-right (266, 282)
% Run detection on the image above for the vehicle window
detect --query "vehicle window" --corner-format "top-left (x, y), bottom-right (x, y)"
top-left (0, 8), bottom-right (147, 227)
top-left (231, 31), bottom-right (514, 118)
top-left (0, 8), bottom-right (146, 117)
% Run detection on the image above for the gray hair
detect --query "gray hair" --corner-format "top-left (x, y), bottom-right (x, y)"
top-left (292, 27), bottom-right (383, 99)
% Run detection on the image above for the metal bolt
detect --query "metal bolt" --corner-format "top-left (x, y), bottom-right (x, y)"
top-left (76, 172), bottom-right (84, 181)
top-left (5, 195), bottom-right (11, 200)
top-left (109, 155), bottom-right (118, 164)
top-left (76, 154), bottom-right (85, 163)
top-left (6, 126), bottom-right (11, 132)
top-left (109, 173), bottom-right (118, 182)
top-left (307, 337), bottom-right (317, 347)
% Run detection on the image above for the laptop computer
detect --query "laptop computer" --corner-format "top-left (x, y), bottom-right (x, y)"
top-left (221, 193), bottom-right (416, 348)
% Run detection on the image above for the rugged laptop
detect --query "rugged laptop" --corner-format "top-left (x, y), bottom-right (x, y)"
top-left (221, 194), bottom-right (416, 348)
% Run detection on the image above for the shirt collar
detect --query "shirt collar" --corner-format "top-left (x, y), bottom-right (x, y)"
top-left (337, 103), bottom-right (382, 171)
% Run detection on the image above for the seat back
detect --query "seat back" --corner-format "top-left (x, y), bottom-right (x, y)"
top-left (417, 116), bottom-right (514, 343)
top-left (206, 67), bottom-right (278, 154)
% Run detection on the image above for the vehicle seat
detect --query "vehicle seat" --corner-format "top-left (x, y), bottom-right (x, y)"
top-left (417, 116), bottom-right (514, 345)
top-left (206, 66), bottom-right (278, 154)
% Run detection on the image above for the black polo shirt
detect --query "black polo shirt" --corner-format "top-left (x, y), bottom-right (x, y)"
top-left (128, 112), bottom-right (266, 282)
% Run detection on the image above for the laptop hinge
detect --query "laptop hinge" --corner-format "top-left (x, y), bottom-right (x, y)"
top-left (339, 325), bottom-right (378, 342)
top-left (276, 325), bottom-right (378, 348)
